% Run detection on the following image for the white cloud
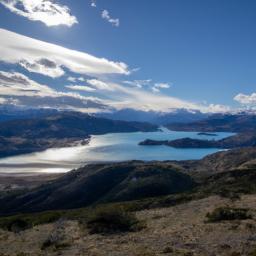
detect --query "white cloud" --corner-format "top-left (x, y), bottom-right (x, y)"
top-left (90, 0), bottom-right (96, 7)
top-left (154, 83), bottom-right (170, 89)
top-left (109, 82), bottom-right (200, 112)
top-left (207, 104), bottom-right (231, 113)
top-left (234, 93), bottom-right (256, 106)
top-left (67, 76), bottom-right (86, 83)
top-left (152, 82), bottom-right (171, 93)
top-left (101, 10), bottom-right (119, 27)
top-left (0, 29), bottom-right (129, 78)
top-left (65, 85), bottom-right (96, 92)
top-left (0, 0), bottom-right (78, 27)
top-left (67, 76), bottom-right (77, 83)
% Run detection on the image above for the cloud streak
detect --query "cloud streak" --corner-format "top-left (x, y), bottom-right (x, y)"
top-left (65, 85), bottom-right (96, 92)
top-left (0, 29), bottom-right (129, 78)
top-left (0, 0), bottom-right (78, 27)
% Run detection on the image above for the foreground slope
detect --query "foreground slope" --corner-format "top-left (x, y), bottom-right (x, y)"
top-left (1, 195), bottom-right (256, 256)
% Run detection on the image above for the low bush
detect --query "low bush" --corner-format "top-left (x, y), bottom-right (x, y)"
top-left (206, 207), bottom-right (252, 222)
top-left (6, 218), bottom-right (32, 233)
top-left (86, 206), bottom-right (145, 234)
top-left (0, 211), bottom-right (62, 232)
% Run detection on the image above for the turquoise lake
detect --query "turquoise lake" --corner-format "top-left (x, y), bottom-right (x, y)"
top-left (0, 128), bottom-right (234, 173)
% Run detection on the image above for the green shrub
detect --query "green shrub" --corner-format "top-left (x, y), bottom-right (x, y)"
top-left (6, 218), bottom-right (32, 233)
top-left (86, 206), bottom-right (145, 234)
top-left (0, 211), bottom-right (62, 233)
top-left (206, 207), bottom-right (252, 222)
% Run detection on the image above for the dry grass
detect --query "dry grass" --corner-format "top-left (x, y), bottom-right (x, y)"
top-left (0, 195), bottom-right (256, 255)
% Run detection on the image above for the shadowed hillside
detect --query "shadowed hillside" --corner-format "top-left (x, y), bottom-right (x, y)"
top-left (0, 162), bottom-right (195, 215)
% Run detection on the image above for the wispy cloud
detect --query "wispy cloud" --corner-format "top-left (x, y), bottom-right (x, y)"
top-left (152, 82), bottom-right (171, 93)
top-left (0, 70), bottom-right (108, 112)
top-left (0, 0), bottom-right (78, 27)
top-left (123, 80), bottom-right (170, 93)
top-left (101, 10), bottom-right (120, 27)
top-left (0, 29), bottom-right (129, 78)
top-left (123, 79), bottom-right (152, 88)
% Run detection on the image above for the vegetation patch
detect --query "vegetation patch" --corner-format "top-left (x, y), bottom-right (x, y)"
top-left (86, 206), bottom-right (145, 234)
top-left (0, 211), bottom-right (62, 232)
top-left (4, 218), bottom-right (32, 233)
top-left (206, 207), bottom-right (252, 222)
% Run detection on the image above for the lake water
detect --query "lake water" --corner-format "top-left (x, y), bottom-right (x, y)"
top-left (0, 128), bottom-right (234, 173)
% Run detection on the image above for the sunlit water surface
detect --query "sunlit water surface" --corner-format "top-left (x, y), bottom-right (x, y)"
top-left (0, 128), bottom-right (234, 173)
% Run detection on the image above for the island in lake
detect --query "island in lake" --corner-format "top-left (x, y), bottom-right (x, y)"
top-left (139, 132), bottom-right (256, 149)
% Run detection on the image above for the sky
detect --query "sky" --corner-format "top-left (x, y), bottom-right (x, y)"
top-left (0, 0), bottom-right (255, 113)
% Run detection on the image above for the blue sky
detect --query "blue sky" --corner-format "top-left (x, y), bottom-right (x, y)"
top-left (0, 0), bottom-right (255, 113)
